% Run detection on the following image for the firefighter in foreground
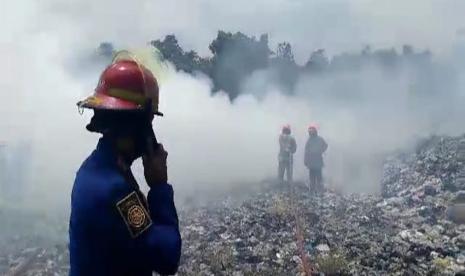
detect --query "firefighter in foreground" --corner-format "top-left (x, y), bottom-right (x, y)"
top-left (304, 124), bottom-right (328, 194)
top-left (278, 125), bottom-right (297, 183)
top-left (70, 56), bottom-right (181, 275)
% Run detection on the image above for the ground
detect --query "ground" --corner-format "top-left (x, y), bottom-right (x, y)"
top-left (1, 135), bottom-right (465, 275)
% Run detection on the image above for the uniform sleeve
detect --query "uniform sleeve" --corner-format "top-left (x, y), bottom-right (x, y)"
top-left (304, 140), bottom-right (309, 166)
top-left (321, 138), bottom-right (328, 153)
top-left (134, 183), bottom-right (181, 275)
top-left (290, 137), bottom-right (297, 154)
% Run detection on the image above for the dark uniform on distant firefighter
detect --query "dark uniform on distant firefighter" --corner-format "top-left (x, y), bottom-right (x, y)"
top-left (304, 124), bottom-right (328, 193)
top-left (70, 54), bottom-right (181, 276)
top-left (278, 125), bottom-right (297, 182)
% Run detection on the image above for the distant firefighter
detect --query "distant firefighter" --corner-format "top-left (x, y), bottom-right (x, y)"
top-left (304, 124), bottom-right (328, 194)
top-left (278, 125), bottom-right (297, 183)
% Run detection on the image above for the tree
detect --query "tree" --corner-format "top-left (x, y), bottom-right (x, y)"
top-left (372, 48), bottom-right (399, 69)
top-left (209, 31), bottom-right (271, 100)
top-left (96, 42), bottom-right (115, 58)
top-left (402, 44), bottom-right (414, 56)
top-left (151, 35), bottom-right (211, 74)
top-left (305, 49), bottom-right (329, 73)
top-left (275, 42), bottom-right (294, 63)
top-left (270, 42), bottom-right (299, 93)
top-left (145, 32), bottom-right (436, 101)
top-left (151, 35), bottom-right (184, 64)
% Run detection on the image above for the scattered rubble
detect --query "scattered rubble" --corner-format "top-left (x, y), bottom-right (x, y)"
top-left (178, 135), bottom-right (465, 275)
top-left (0, 207), bottom-right (68, 276)
top-left (1, 135), bottom-right (464, 275)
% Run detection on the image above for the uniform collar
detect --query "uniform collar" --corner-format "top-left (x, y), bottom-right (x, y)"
top-left (92, 136), bottom-right (119, 168)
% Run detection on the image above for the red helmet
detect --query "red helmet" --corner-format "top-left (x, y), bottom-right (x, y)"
top-left (282, 124), bottom-right (291, 134)
top-left (78, 58), bottom-right (162, 115)
top-left (308, 123), bottom-right (319, 131)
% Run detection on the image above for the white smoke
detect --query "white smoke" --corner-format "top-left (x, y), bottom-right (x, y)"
top-left (1, 0), bottom-right (465, 210)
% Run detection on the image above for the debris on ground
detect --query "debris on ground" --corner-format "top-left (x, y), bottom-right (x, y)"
top-left (1, 135), bottom-right (464, 275)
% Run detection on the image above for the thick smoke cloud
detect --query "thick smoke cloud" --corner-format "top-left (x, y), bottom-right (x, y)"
top-left (37, 0), bottom-right (465, 60)
top-left (1, 0), bottom-right (465, 209)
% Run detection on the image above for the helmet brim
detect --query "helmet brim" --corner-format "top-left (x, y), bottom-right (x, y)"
top-left (77, 94), bottom-right (163, 116)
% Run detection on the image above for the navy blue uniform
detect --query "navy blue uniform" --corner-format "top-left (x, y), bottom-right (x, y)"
top-left (69, 137), bottom-right (181, 276)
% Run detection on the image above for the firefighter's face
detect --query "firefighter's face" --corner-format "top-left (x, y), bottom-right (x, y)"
top-left (309, 128), bottom-right (317, 136)
top-left (114, 128), bottom-right (147, 161)
top-left (115, 135), bottom-right (138, 160)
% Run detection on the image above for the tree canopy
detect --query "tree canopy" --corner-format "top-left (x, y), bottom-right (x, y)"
top-left (104, 32), bottom-right (434, 100)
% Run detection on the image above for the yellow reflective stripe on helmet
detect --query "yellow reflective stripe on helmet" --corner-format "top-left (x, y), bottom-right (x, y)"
top-left (107, 89), bottom-right (160, 113)
top-left (107, 88), bottom-right (146, 105)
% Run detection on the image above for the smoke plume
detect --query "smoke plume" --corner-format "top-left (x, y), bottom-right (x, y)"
top-left (1, 0), bottom-right (465, 210)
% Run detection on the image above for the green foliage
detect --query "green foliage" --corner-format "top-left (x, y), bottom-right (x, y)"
top-left (96, 42), bottom-right (115, 58)
top-left (151, 35), bottom-right (211, 75)
top-left (270, 42), bottom-right (299, 93)
top-left (275, 42), bottom-right (294, 62)
top-left (305, 49), bottom-right (329, 73)
top-left (139, 32), bottom-right (434, 101)
top-left (209, 31), bottom-right (271, 99)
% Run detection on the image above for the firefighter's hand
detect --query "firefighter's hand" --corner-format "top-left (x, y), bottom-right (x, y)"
top-left (142, 144), bottom-right (168, 186)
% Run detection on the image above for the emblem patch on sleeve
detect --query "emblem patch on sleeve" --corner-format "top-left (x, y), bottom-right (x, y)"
top-left (116, 191), bottom-right (152, 238)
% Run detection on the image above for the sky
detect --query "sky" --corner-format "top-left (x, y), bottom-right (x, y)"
top-left (26, 0), bottom-right (465, 60)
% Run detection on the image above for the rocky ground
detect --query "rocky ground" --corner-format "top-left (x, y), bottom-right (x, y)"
top-left (178, 135), bottom-right (465, 275)
top-left (1, 135), bottom-right (465, 275)
top-left (0, 208), bottom-right (68, 276)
